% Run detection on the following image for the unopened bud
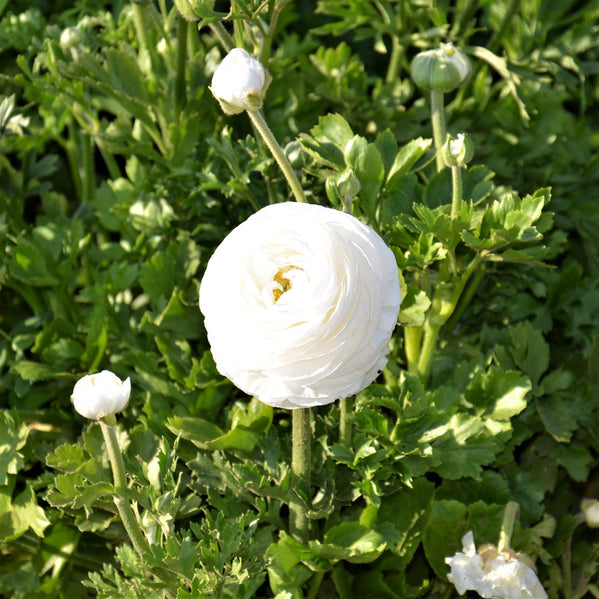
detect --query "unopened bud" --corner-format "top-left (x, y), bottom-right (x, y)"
top-left (442, 133), bottom-right (473, 167)
top-left (410, 43), bottom-right (471, 93)
top-left (581, 499), bottom-right (599, 527)
top-left (210, 48), bottom-right (269, 115)
top-left (71, 370), bottom-right (131, 420)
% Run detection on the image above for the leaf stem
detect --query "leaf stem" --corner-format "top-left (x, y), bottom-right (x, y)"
top-left (450, 165), bottom-right (462, 220)
top-left (247, 109), bottom-right (307, 203)
top-left (339, 397), bottom-right (352, 447)
top-left (404, 326), bottom-right (422, 374)
top-left (416, 321), bottom-right (440, 381)
top-left (99, 420), bottom-right (150, 556)
top-left (497, 500), bottom-right (519, 553)
top-left (290, 408), bottom-right (311, 543)
top-left (174, 15), bottom-right (188, 110)
top-left (430, 90), bottom-right (447, 172)
top-left (208, 21), bottom-right (234, 53)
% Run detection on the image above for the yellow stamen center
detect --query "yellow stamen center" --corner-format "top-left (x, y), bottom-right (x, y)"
top-left (273, 265), bottom-right (300, 302)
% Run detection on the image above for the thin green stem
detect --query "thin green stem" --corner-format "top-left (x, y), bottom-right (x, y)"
top-left (430, 90), bottom-right (447, 172)
top-left (260, 0), bottom-right (292, 65)
top-left (174, 15), bottom-right (188, 111)
top-left (290, 408), bottom-right (311, 543)
top-left (386, 36), bottom-right (403, 84)
top-left (450, 165), bottom-right (462, 220)
top-left (209, 21), bottom-right (234, 53)
top-left (497, 500), bottom-right (519, 553)
top-left (416, 321), bottom-right (440, 381)
top-left (404, 326), bottom-right (422, 374)
top-left (99, 421), bottom-right (150, 556)
top-left (247, 109), bottom-right (307, 203)
top-left (453, 0), bottom-right (480, 38)
top-left (488, 0), bottom-right (521, 54)
top-left (307, 570), bottom-right (325, 599)
top-left (82, 132), bottom-right (95, 202)
top-left (339, 397), bottom-right (352, 447)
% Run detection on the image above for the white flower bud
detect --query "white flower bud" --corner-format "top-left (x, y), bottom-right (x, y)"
top-left (71, 370), bottom-right (131, 420)
top-left (210, 48), bottom-right (267, 115)
top-left (581, 499), bottom-right (599, 527)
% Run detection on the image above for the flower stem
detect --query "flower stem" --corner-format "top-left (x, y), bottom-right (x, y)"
top-left (416, 321), bottom-right (440, 381)
top-left (174, 14), bottom-right (188, 110)
top-left (430, 90), bottom-right (447, 172)
top-left (99, 420), bottom-right (150, 556)
top-left (497, 500), bottom-right (519, 553)
top-left (450, 165), bottom-right (462, 220)
top-left (290, 408), bottom-right (311, 543)
top-left (208, 21), bottom-right (234, 53)
top-left (339, 397), bottom-right (352, 447)
top-left (247, 109), bottom-right (307, 203)
top-left (404, 326), bottom-right (423, 374)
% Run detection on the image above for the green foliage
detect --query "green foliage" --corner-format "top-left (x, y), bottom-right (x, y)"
top-left (0, 0), bottom-right (598, 597)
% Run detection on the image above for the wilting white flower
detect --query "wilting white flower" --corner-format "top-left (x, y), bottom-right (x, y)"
top-left (199, 202), bottom-right (401, 409)
top-left (210, 47), bottom-right (267, 114)
top-left (581, 499), bottom-right (599, 527)
top-left (71, 370), bottom-right (131, 420)
top-left (445, 531), bottom-right (547, 599)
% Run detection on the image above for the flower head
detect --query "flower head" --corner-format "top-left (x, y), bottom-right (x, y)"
top-left (71, 370), bottom-right (131, 420)
top-left (443, 133), bottom-right (474, 167)
top-left (445, 531), bottom-right (547, 599)
top-left (210, 48), bottom-right (267, 115)
top-left (410, 42), bottom-right (471, 93)
top-left (199, 202), bottom-right (401, 409)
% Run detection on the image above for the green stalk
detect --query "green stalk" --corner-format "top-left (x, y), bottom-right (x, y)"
top-left (416, 321), bottom-right (440, 381)
top-left (260, 0), bottom-right (292, 65)
top-left (404, 326), bottom-right (423, 374)
top-left (488, 0), bottom-right (521, 54)
top-left (174, 15), bottom-right (188, 110)
top-left (290, 408), bottom-right (311, 543)
top-left (82, 132), bottom-right (95, 202)
top-left (339, 397), bottom-right (352, 447)
top-left (247, 109), bottom-right (307, 203)
top-left (450, 165), bottom-right (462, 220)
top-left (100, 420), bottom-right (150, 556)
top-left (497, 500), bottom-right (519, 552)
top-left (430, 90), bottom-right (447, 172)
top-left (209, 21), bottom-right (234, 53)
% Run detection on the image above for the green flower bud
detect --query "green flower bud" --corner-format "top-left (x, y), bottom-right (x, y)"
top-left (410, 43), bottom-right (471, 93)
top-left (336, 168), bottom-right (361, 201)
top-left (442, 133), bottom-right (474, 167)
top-left (173, 0), bottom-right (215, 21)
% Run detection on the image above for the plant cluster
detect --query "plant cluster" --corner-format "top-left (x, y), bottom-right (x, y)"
top-left (0, 0), bottom-right (598, 598)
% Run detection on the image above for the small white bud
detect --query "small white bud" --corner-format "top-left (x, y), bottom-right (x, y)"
top-left (581, 499), bottom-right (599, 527)
top-left (71, 370), bottom-right (131, 420)
top-left (210, 48), bottom-right (267, 115)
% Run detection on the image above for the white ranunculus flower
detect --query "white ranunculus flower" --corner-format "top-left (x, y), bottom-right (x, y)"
top-left (71, 370), bottom-right (131, 420)
top-left (199, 202), bottom-right (401, 409)
top-left (445, 531), bottom-right (548, 599)
top-left (210, 47), bottom-right (267, 115)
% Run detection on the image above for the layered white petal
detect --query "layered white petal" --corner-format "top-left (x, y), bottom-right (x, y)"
top-left (445, 531), bottom-right (548, 599)
top-left (199, 202), bottom-right (401, 408)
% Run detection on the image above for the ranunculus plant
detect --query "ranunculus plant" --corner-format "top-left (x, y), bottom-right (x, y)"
top-left (199, 201), bottom-right (401, 409)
